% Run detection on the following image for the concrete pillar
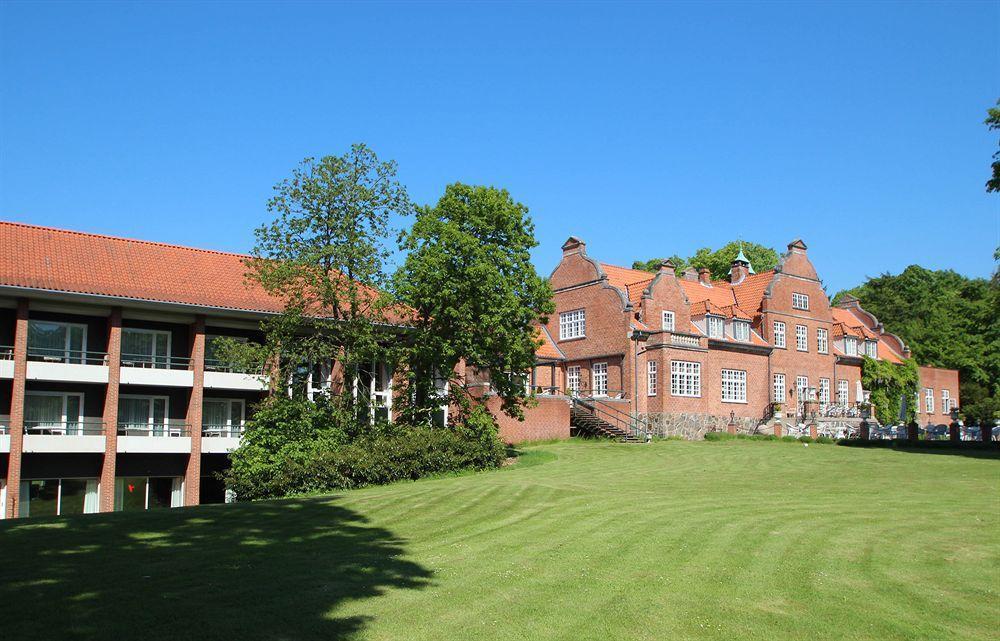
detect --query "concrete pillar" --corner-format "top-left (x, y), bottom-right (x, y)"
top-left (4, 299), bottom-right (29, 518)
top-left (99, 307), bottom-right (122, 512)
top-left (809, 423), bottom-right (818, 440)
top-left (184, 315), bottom-right (206, 507)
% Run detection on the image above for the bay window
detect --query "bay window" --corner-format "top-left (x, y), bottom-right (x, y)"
top-left (671, 361), bottom-right (701, 397)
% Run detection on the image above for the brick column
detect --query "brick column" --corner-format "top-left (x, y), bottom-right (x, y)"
top-left (5, 299), bottom-right (29, 518)
top-left (99, 308), bottom-right (123, 512)
top-left (184, 315), bottom-right (206, 507)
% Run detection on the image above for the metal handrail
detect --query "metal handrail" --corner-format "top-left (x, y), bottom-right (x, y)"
top-left (564, 387), bottom-right (627, 400)
top-left (117, 422), bottom-right (191, 437)
top-left (572, 396), bottom-right (651, 440)
top-left (26, 347), bottom-right (109, 366)
top-left (204, 358), bottom-right (267, 375)
top-left (120, 353), bottom-right (192, 370)
top-left (24, 420), bottom-right (106, 436)
top-left (0, 346), bottom-right (13, 360)
top-left (201, 424), bottom-right (245, 438)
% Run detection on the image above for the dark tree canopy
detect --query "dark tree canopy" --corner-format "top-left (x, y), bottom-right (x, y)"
top-left (986, 98), bottom-right (1000, 193)
top-left (633, 241), bottom-right (779, 280)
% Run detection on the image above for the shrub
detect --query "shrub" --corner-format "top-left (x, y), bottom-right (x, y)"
top-left (798, 436), bottom-right (814, 443)
top-left (780, 435), bottom-right (799, 443)
top-left (816, 436), bottom-right (835, 444)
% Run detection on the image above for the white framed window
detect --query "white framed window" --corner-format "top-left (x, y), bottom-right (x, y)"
top-left (566, 365), bottom-right (581, 395)
top-left (792, 292), bottom-right (810, 310)
top-left (942, 390), bottom-right (951, 414)
top-left (732, 320), bottom-right (750, 342)
top-left (837, 380), bottom-right (849, 405)
top-left (24, 391), bottom-right (84, 435)
top-left (592, 362), bottom-right (608, 396)
top-left (796, 376), bottom-right (809, 399)
top-left (864, 340), bottom-right (878, 358)
top-left (721, 369), bottom-right (747, 403)
top-left (203, 398), bottom-right (245, 437)
top-left (559, 309), bottom-right (586, 340)
top-left (819, 378), bottom-right (830, 410)
top-left (925, 388), bottom-right (934, 414)
top-left (845, 337), bottom-right (858, 356)
top-left (670, 361), bottom-right (701, 397)
top-left (914, 391), bottom-right (921, 414)
top-left (856, 381), bottom-right (863, 403)
top-left (27, 320), bottom-right (88, 364)
top-left (795, 325), bottom-right (808, 351)
top-left (114, 476), bottom-right (183, 511)
top-left (121, 328), bottom-right (172, 368)
top-left (773, 373), bottom-right (785, 403)
top-left (647, 361), bottom-right (657, 396)
top-left (18, 478), bottom-right (100, 517)
top-left (817, 328), bottom-right (828, 354)
top-left (707, 315), bottom-right (724, 338)
top-left (661, 310), bottom-right (675, 332)
top-left (119, 395), bottom-right (171, 436)
top-left (773, 321), bottom-right (786, 348)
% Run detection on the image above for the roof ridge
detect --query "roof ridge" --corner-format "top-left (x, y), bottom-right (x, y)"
top-left (0, 220), bottom-right (253, 260)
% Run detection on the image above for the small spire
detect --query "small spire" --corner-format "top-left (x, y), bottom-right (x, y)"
top-left (731, 242), bottom-right (755, 275)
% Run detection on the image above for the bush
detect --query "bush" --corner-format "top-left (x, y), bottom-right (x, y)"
top-left (816, 436), bottom-right (835, 444)
top-left (704, 432), bottom-right (778, 442)
top-left (798, 436), bottom-right (814, 443)
top-left (780, 435), bottom-right (799, 443)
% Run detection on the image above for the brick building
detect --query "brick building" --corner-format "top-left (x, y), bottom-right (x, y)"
top-left (545, 236), bottom-right (960, 438)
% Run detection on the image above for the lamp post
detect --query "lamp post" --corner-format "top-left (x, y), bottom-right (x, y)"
top-left (630, 329), bottom-right (652, 437)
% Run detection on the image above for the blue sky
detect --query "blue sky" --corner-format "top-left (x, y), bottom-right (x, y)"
top-left (1, 1), bottom-right (997, 294)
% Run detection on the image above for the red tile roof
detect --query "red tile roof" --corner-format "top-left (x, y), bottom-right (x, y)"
top-left (0, 221), bottom-right (407, 322)
top-left (534, 325), bottom-right (565, 360)
top-left (600, 263), bottom-right (654, 306)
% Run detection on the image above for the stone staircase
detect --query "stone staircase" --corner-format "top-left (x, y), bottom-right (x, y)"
top-left (570, 399), bottom-right (645, 443)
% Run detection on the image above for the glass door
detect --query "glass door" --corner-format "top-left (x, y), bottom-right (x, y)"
top-left (203, 399), bottom-right (244, 437)
top-left (119, 396), bottom-right (168, 436)
top-left (24, 393), bottom-right (82, 434)
top-left (122, 329), bottom-right (171, 368)
top-left (27, 321), bottom-right (86, 363)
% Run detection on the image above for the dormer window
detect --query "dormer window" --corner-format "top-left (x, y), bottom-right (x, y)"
top-left (844, 337), bottom-right (858, 356)
top-left (864, 340), bottom-right (878, 358)
top-left (732, 320), bottom-right (750, 342)
top-left (661, 310), bottom-right (675, 332)
top-left (707, 315), bottom-right (724, 338)
top-left (792, 293), bottom-right (809, 310)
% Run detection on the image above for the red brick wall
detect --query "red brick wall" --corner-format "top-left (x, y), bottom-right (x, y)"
top-left (487, 395), bottom-right (571, 444)
top-left (917, 366), bottom-right (960, 425)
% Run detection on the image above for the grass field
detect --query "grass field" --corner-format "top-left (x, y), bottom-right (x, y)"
top-left (2, 439), bottom-right (998, 641)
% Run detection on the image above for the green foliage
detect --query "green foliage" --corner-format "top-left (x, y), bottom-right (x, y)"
top-left (960, 382), bottom-right (1000, 427)
top-left (986, 98), bottom-right (1000, 193)
top-left (780, 435), bottom-right (799, 442)
top-left (816, 436), bottom-right (835, 444)
top-left (798, 436), bottom-right (814, 443)
top-left (394, 183), bottom-right (554, 422)
top-left (632, 240), bottom-right (779, 280)
top-left (861, 356), bottom-right (919, 426)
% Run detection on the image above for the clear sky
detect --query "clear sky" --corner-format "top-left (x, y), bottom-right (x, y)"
top-left (1, 1), bottom-right (997, 294)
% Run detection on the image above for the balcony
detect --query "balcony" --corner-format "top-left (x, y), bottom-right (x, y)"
top-left (0, 346), bottom-right (12, 379)
top-left (25, 348), bottom-right (110, 384)
top-left (203, 359), bottom-right (269, 391)
top-left (22, 420), bottom-right (107, 453)
top-left (119, 354), bottom-right (194, 387)
top-left (201, 423), bottom-right (244, 454)
top-left (669, 332), bottom-right (702, 348)
top-left (116, 422), bottom-right (192, 453)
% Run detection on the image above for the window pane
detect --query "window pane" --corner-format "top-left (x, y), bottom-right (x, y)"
top-left (122, 330), bottom-right (154, 358)
top-left (28, 322), bottom-right (66, 353)
top-left (65, 395), bottom-right (81, 435)
top-left (59, 479), bottom-right (88, 515)
top-left (148, 478), bottom-right (174, 509)
top-left (68, 326), bottom-right (84, 361)
top-left (120, 398), bottom-right (150, 431)
top-left (203, 400), bottom-right (227, 429)
top-left (25, 395), bottom-right (64, 429)
top-left (22, 479), bottom-right (59, 518)
top-left (229, 400), bottom-right (244, 427)
top-left (118, 477), bottom-right (148, 511)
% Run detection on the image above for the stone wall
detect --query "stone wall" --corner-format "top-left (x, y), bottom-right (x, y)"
top-left (641, 411), bottom-right (764, 440)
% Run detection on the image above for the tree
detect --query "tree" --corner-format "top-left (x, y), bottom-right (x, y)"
top-left (861, 356), bottom-right (919, 426)
top-left (394, 183), bottom-right (554, 423)
top-left (632, 241), bottom-right (778, 279)
top-left (231, 144), bottom-right (412, 415)
top-left (986, 98), bottom-right (1000, 192)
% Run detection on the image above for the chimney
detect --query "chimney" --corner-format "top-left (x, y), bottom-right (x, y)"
top-left (561, 236), bottom-right (585, 257)
top-left (729, 262), bottom-right (747, 285)
top-left (658, 259), bottom-right (676, 276)
top-left (787, 238), bottom-right (808, 253)
top-left (681, 268), bottom-right (698, 281)
top-left (697, 267), bottom-right (711, 286)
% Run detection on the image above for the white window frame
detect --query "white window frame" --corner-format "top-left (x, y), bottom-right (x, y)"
top-left (647, 361), bottom-right (657, 396)
top-left (721, 369), bottom-right (747, 403)
top-left (773, 373), bottom-right (785, 403)
top-left (592, 362), bottom-right (608, 397)
top-left (19, 477), bottom-right (101, 517)
top-left (864, 340), bottom-right (878, 358)
top-left (819, 378), bottom-right (830, 410)
top-left (24, 391), bottom-right (85, 435)
top-left (119, 394), bottom-right (172, 436)
top-left (114, 476), bottom-right (184, 510)
top-left (732, 320), bottom-right (750, 342)
top-left (856, 381), bottom-right (863, 403)
top-left (792, 292), bottom-right (810, 310)
top-left (925, 388), bottom-right (934, 414)
top-left (773, 321), bottom-right (786, 348)
top-left (817, 328), bottom-right (828, 354)
top-left (559, 309), bottom-right (586, 340)
top-left (707, 315), bottom-right (724, 338)
top-left (202, 398), bottom-right (246, 437)
top-left (121, 327), bottom-right (172, 368)
top-left (837, 380), bottom-right (849, 406)
top-left (670, 361), bottom-right (701, 397)
top-left (942, 390), bottom-right (951, 414)
top-left (661, 310), bottom-right (675, 332)
top-left (796, 376), bottom-right (809, 398)
top-left (845, 337), bottom-right (858, 356)
top-left (566, 365), bottom-right (581, 395)
top-left (795, 325), bottom-right (808, 352)
top-left (27, 320), bottom-right (89, 363)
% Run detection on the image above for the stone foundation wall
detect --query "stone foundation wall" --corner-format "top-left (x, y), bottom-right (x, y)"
top-left (641, 412), bottom-right (765, 440)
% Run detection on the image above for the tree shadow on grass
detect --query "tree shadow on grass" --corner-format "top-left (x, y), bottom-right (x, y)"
top-left (836, 440), bottom-right (1000, 460)
top-left (0, 496), bottom-right (432, 641)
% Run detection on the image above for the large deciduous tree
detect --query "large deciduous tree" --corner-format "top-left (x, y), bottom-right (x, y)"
top-left (394, 183), bottom-right (554, 424)
top-left (985, 98), bottom-right (1000, 193)
top-left (633, 241), bottom-right (778, 279)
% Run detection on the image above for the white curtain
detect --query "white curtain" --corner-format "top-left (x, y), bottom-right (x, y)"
top-left (120, 398), bottom-right (150, 433)
top-left (170, 478), bottom-right (183, 508)
top-left (25, 395), bottom-right (63, 430)
top-left (83, 480), bottom-right (100, 514)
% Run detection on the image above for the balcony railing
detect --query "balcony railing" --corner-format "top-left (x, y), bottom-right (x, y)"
top-left (117, 423), bottom-right (191, 437)
top-left (27, 347), bottom-right (108, 366)
top-left (564, 387), bottom-right (626, 400)
top-left (120, 354), bottom-right (192, 370)
top-left (204, 358), bottom-right (267, 375)
top-left (201, 424), bottom-right (245, 438)
top-left (669, 332), bottom-right (702, 347)
top-left (24, 420), bottom-right (107, 436)
top-left (0, 345), bottom-right (13, 360)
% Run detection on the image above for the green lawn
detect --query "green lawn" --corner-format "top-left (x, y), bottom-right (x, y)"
top-left (3, 440), bottom-right (998, 641)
